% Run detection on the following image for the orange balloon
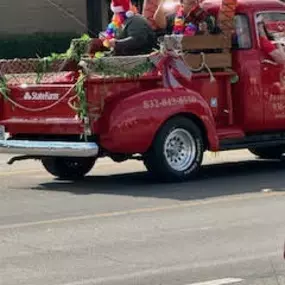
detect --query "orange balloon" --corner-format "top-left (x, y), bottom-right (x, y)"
top-left (217, 0), bottom-right (238, 32)
top-left (142, 0), bottom-right (160, 29)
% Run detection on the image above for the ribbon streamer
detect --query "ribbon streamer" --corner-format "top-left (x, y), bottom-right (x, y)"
top-left (149, 36), bottom-right (192, 89)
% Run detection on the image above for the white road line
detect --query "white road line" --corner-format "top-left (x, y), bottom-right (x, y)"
top-left (187, 278), bottom-right (243, 285)
top-left (54, 251), bottom-right (280, 285)
top-left (57, 273), bottom-right (243, 285)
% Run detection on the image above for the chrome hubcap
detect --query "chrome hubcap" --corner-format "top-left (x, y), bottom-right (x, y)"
top-left (164, 128), bottom-right (196, 172)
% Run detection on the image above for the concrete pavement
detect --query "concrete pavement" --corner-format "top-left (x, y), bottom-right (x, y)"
top-left (0, 150), bottom-right (284, 285)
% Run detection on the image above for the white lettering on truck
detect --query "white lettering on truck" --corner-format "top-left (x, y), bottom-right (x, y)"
top-left (23, 91), bottom-right (59, 101)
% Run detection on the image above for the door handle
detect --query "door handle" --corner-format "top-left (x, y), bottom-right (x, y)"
top-left (261, 59), bottom-right (278, 66)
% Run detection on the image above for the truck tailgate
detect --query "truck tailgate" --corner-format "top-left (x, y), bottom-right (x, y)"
top-left (0, 72), bottom-right (83, 135)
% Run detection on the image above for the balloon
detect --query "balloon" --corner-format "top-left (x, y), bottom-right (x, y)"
top-left (142, 0), bottom-right (160, 29)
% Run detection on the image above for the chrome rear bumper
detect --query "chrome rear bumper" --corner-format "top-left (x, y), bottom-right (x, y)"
top-left (0, 139), bottom-right (99, 157)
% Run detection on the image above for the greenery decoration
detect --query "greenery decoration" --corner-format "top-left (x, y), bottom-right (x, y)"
top-left (74, 72), bottom-right (88, 120)
top-left (90, 58), bottom-right (154, 78)
top-left (36, 34), bottom-right (91, 83)
top-left (66, 34), bottom-right (92, 62)
top-left (0, 76), bottom-right (9, 101)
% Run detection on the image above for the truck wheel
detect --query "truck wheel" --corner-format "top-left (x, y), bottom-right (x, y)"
top-left (248, 147), bottom-right (284, 159)
top-left (42, 157), bottom-right (96, 180)
top-left (144, 117), bottom-right (204, 182)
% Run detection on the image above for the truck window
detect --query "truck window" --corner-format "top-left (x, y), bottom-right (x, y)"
top-left (256, 12), bottom-right (285, 44)
top-left (258, 12), bottom-right (285, 22)
top-left (256, 12), bottom-right (285, 65)
top-left (232, 14), bottom-right (252, 49)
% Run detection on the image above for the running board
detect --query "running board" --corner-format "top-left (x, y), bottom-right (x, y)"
top-left (220, 132), bottom-right (285, 150)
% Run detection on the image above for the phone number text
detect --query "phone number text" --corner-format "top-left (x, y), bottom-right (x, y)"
top-left (143, 96), bottom-right (197, 109)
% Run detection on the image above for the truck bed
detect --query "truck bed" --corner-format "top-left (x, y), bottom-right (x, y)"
top-left (0, 64), bottom-right (234, 138)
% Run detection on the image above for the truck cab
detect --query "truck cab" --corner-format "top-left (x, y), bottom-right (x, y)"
top-left (207, 0), bottom-right (285, 152)
top-left (1, 0), bottom-right (285, 182)
top-left (215, 0), bottom-right (285, 132)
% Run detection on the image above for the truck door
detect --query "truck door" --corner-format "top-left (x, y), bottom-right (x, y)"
top-left (258, 12), bottom-right (285, 129)
top-left (231, 14), bottom-right (264, 132)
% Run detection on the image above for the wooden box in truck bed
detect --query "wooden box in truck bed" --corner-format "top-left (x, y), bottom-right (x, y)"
top-left (181, 34), bottom-right (232, 69)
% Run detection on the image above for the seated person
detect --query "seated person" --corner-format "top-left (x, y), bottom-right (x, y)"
top-left (99, 0), bottom-right (156, 56)
top-left (153, 0), bottom-right (220, 36)
top-left (257, 14), bottom-right (285, 65)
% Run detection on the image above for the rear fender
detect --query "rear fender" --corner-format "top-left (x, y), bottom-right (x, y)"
top-left (99, 88), bottom-right (219, 153)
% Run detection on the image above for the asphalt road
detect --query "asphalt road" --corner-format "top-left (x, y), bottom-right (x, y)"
top-left (0, 150), bottom-right (284, 285)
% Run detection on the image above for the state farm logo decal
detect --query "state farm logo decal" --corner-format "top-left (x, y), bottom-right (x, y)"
top-left (23, 91), bottom-right (59, 101)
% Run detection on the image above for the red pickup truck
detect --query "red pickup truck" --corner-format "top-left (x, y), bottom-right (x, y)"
top-left (1, 0), bottom-right (285, 182)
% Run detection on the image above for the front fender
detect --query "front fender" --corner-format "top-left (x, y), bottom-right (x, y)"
top-left (99, 88), bottom-right (219, 153)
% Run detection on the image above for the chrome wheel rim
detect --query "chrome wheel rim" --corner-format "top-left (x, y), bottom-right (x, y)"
top-left (163, 128), bottom-right (196, 172)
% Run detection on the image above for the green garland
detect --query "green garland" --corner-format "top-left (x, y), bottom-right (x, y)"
top-left (91, 57), bottom-right (154, 78)
top-left (35, 52), bottom-right (66, 83)
top-left (66, 34), bottom-right (91, 62)
top-left (0, 76), bottom-right (9, 101)
top-left (74, 72), bottom-right (88, 120)
top-left (36, 34), bottom-right (91, 83)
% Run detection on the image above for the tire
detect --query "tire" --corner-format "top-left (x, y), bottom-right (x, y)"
top-left (248, 146), bottom-right (285, 159)
top-left (144, 117), bottom-right (204, 182)
top-left (42, 157), bottom-right (96, 180)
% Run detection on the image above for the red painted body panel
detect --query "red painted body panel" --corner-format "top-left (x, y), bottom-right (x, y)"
top-left (98, 88), bottom-right (218, 153)
top-left (86, 72), bottom-right (233, 153)
top-left (0, 73), bottom-right (84, 135)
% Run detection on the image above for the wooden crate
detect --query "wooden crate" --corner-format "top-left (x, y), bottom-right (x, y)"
top-left (181, 34), bottom-right (231, 50)
top-left (184, 53), bottom-right (232, 69)
top-left (181, 34), bottom-right (232, 69)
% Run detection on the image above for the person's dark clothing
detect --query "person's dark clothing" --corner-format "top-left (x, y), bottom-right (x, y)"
top-left (114, 14), bottom-right (155, 56)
